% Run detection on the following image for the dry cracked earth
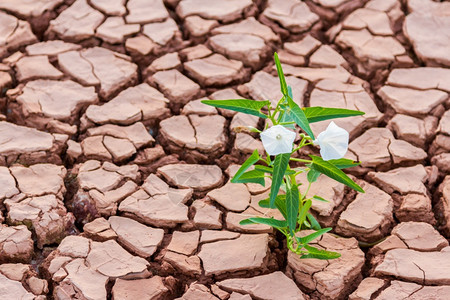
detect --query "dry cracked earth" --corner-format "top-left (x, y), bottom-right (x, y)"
top-left (0, 0), bottom-right (449, 299)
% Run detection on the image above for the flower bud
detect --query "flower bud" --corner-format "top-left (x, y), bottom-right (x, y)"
top-left (233, 126), bottom-right (261, 134)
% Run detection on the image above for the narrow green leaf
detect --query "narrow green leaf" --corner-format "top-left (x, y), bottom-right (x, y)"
top-left (310, 155), bottom-right (364, 193)
top-left (232, 170), bottom-right (265, 186)
top-left (303, 107), bottom-right (365, 123)
top-left (201, 99), bottom-right (270, 119)
top-left (239, 217), bottom-right (287, 230)
top-left (328, 158), bottom-right (361, 169)
top-left (301, 245), bottom-right (341, 260)
top-left (239, 218), bottom-right (255, 225)
top-left (258, 198), bottom-right (270, 208)
top-left (274, 52), bottom-right (288, 96)
top-left (306, 213), bottom-right (321, 230)
top-left (298, 199), bottom-right (312, 227)
top-left (285, 96), bottom-right (315, 139)
top-left (297, 228), bottom-right (332, 245)
top-left (255, 165), bottom-right (295, 175)
top-left (307, 169), bottom-right (320, 183)
top-left (286, 182), bottom-right (300, 235)
top-left (258, 195), bottom-right (287, 219)
top-left (269, 153), bottom-right (291, 208)
top-left (312, 195), bottom-right (329, 202)
top-left (231, 150), bottom-right (260, 183)
top-left (254, 165), bottom-right (273, 173)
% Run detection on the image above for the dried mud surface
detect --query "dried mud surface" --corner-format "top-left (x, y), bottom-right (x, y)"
top-left (0, 0), bottom-right (449, 299)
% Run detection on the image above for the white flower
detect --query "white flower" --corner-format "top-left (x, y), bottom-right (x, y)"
top-left (313, 121), bottom-right (349, 161)
top-left (260, 125), bottom-right (296, 156)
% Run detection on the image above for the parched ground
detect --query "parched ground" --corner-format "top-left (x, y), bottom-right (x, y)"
top-left (0, 0), bottom-right (449, 299)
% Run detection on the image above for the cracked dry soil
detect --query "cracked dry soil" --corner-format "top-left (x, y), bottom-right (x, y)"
top-left (0, 0), bottom-right (449, 299)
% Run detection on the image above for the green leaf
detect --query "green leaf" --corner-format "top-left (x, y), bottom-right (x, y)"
top-left (255, 165), bottom-right (295, 175)
top-left (328, 158), bottom-right (361, 169)
top-left (232, 170), bottom-right (265, 186)
top-left (303, 107), bottom-right (365, 123)
top-left (287, 85), bottom-right (293, 99)
top-left (269, 153), bottom-right (291, 208)
top-left (310, 155), bottom-right (364, 193)
top-left (274, 52), bottom-right (288, 96)
top-left (277, 86), bottom-right (296, 129)
top-left (231, 150), bottom-right (260, 183)
top-left (306, 213), bottom-right (321, 230)
top-left (286, 182), bottom-right (300, 235)
top-left (201, 99), bottom-right (270, 119)
top-left (258, 198), bottom-right (270, 208)
top-left (258, 195), bottom-right (287, 220)
top-left (279, 112), bottom-right (296, 129)
top-left (254, 165), bottom-right (273, 173)
top-left (307, 169), bottom-right (320, 183)
top-left (312, 195), bottom-right (329, 202)
top-left (239, 217), bottom-right (287, 230)
top-left (301, 244), bottom-right (341, 260)
top-left (298, 199), bottom-right (312, 227)
top-left (297, 228), bottom-right (332, 245)
top-left (285, 96), bottom-right (315, 139)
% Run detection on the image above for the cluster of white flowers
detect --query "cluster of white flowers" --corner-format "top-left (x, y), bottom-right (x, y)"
top-left (260, 121), bottom-right (349, 161)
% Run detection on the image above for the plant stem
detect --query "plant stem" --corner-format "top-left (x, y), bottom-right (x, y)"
top-left (272, 107), bottom-right (281, 124)
top-left (266, 104), bottom-right (277, 125)
top-left (278, 110), bottom-right (285, 123)
top-left (302, 182), bottom-right (312, 200)
top-left (279, 121), bottom-right (295, 125)
top-left (293, 168), bottom-right (308, 176)
top-left (290, 158), bottom-right (312, 163)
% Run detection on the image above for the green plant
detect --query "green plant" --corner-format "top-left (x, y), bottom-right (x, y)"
top-left (202, 53), bottom-right (365, 259)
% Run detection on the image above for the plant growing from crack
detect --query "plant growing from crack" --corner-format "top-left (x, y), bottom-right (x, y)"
top-left (202, 53), bottom-right (365, 259)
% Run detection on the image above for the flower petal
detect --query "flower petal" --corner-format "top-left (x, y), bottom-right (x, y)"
top-left (315, 121), bottom-right (349, 161)
top-left (260, 125), bottom-right (296, 155)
